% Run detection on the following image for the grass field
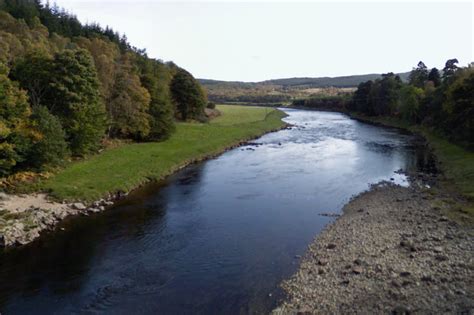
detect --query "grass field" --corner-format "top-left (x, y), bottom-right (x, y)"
top-left (212, 106), bottom-right (275, 125)
top-left (40, 105), bottom-right (286, 202)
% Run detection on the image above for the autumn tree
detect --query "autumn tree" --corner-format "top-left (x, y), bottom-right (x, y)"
top-left (0, 63), bottom-right (31, 175)
top-left (107, 53), bottom-right (151, 139)
top-left (74, 36), bottom-right (119, 102)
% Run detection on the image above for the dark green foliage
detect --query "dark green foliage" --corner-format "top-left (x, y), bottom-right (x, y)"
top-left (428, 68), bottom-right (441, 87)
top-left (409, 61), bottom-right (428, 88)
top-left (349, 73), bottom-right (401, 116)
top-left (29, 106), bottom-right (69, 169)
top-left (11, 51), bottom-right (52, 107)
top-left (45, 49), bottom-right (106, 155)
top-left (442, 59), bottom-right (459, 84)
top-left (171, 69), bottom-right (207, 121)
top-left (137, 56), bottom-right (175, 140)
top-left (351, 80), bottom-right (375, 115)
top-left (292, 95), bottom-right (349, 112)
top-left (372, 73), bottom-right (402, 116)
top-left (443, 69), bottom-right (474, 145)
top-left (351, 59), bottom-right (473, 148)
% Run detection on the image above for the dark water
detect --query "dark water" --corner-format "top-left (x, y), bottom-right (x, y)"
top-left (0, 109), bottom-right (434, 314)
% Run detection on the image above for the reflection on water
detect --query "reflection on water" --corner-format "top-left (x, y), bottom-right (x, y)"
top-left (0, 109), bottom-right (434, 314)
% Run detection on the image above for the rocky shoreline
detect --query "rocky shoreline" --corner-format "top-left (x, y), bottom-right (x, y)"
top-left (273, 180), bottom-right (473, 314)
top-left (0, 192), bottom-right (119, 247)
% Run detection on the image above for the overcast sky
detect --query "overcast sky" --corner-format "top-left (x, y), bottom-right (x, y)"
top-left (54, 0), bottom-right (473, 82)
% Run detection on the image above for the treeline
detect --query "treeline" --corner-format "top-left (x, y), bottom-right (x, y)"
top-left (0, 0), bottom-right (207, 176)
top-left (292, 95), bottom-right (350, 111)
top-left (261, 73), bottom-right (411, 88)
top-left (208, 94), bottom-right (291, 104)
top-left (348, 60), bottom-right (473, 149)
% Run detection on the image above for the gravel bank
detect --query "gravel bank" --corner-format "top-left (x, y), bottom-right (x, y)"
top-left (273, 182), bottom-right (473, 314)
top-left (0, 193), bottom-right (118, 247)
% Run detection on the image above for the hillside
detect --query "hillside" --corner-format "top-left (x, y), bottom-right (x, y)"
top-left (199, 72), bottom-right (410, 104)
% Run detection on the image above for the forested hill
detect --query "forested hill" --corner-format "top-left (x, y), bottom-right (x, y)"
top-left (199, 72), bottom-right (410, 88)
top-left (0, 0), bottom-right (208, 177)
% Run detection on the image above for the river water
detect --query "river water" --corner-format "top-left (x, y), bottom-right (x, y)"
top-left (0, 109), bottom-right (434, 314)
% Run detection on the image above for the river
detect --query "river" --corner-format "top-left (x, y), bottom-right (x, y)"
top-left (0, 109), bottom-right (434, 314)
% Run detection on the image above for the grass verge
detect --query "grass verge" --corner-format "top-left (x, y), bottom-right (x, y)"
top-left (37, 105), bottom-right (286, 202)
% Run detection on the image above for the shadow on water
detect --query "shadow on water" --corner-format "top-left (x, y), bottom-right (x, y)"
top-left (0, 109), bottom-right (437, 314)
top-left (0, 181), bottom-right (171, 311)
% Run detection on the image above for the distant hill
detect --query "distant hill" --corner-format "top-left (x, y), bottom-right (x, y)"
top-left (198, 72), bottom-right (410, 104)
top-left (199, 72), bottom-right (410, 89)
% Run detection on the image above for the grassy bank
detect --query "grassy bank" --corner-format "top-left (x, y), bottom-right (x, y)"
top-left (350, 113), bottom-right (474, 218)
top-left (39, 105), bottom-right (286, 202)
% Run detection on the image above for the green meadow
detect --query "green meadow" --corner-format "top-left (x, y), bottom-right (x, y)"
top-left (40, 105), bottom-right (286, 202)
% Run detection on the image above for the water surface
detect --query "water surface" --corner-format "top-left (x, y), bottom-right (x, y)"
top-left (0, 109), bottom-right (433, 314)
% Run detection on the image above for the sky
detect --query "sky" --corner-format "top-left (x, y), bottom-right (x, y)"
top-left (53, 0), bottom-right (473, 82)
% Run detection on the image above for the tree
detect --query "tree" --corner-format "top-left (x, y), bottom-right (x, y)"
top-left (442, 58), bottom-right (459, 83)
top-left (45, 49), bottom-right (106, 155)
top-left (170, 69), bottom-right (207, 121)
top-left (11, 51), bottom-right (53, 107)
top-left (409, 61), bottom-right (428, 88)
top-left (427, 68), bottom-right (441, 87)
top-left (443, 68), bottom-right (474, 145)
top-left (372, 73), bottom-right (402, 116)
top-left (107, 54), bottom-right (151, 139)
top-left (398, 85), bottom-right (423, 123)
top-left (74, 36), bottom-right (119, 102)
top-left (29, 106), bottom-right (69, 169)
top-left (0, 63), bottom-right (32, 175)
top-left (138, 59), bottom-right (176, 140)
top-left (351, 80), bottom-right (374, 115)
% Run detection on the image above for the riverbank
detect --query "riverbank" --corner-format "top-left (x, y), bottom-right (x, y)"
top-left (0, 105), bottom-right (287, 247)
top-left (273, 181), bottom-right (474, 314)
top-left (348, 113), bottom-right (474, 220)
